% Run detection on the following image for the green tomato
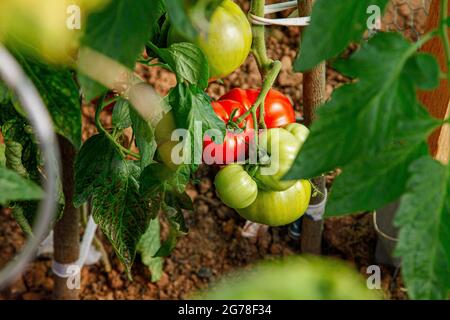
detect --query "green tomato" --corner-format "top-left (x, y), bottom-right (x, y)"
top-left (283, 123), bottom-right (309, 150)
top-left (168, 0), bottom-right (252, 79)
top-left (155, 111), bottom-right (176, 145)
top-left (204, 256), bottom-right (381, 300)
top-left (157, 140), bottom-right (182, 171)
top-left (236, 180), bottom-right (311, 226)
top-left (254, 128), bottom-right (299, 191)
top-left (214, 164), bottom-right (258, 209)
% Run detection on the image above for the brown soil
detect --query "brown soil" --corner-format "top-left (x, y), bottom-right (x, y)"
top-left (0, 0), bottom-right (422, 300)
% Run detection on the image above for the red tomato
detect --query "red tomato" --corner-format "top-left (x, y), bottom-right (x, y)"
top-left (203, 100), bottom-right (254, 164)
top-left (220, 88), bottom-right (296, 128)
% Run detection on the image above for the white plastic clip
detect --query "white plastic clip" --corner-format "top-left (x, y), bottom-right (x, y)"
top-left (305, 189), bottom-right (328, 221)
top-left (51, 215), bottom-right (99, 278)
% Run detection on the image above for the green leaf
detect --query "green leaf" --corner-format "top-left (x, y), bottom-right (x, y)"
top-left (1, 113), bottom-right (43, 230)
top-left (0, 81), bottom-right (11, 104)
top-left (112, 99), bottom-right (132, 129)
top-left (150, 42), bottom-right (209, 89)
top-left (12, 53), bottom-right (82, 149)
top-left (0, 104), bottom-right (64, 230)
top-left (155, 194), bottom-right (189, 257)
top-left (0, 144), bottom-right (5, 167)
top-left (0, 166), bottom-right (43, 204)
top-left (129, 106), bottom-right (157, 169)
top-left (91, 160), bottom-right (152, 276)
top-left (79, 0), bottom-right (164, 99)
top-left (394, 156), bottom-right (450, 299)
top-left (137, 218), bottom-right (163, 282)
top-left (140, 163), bottom-right (191, 196)
top-left (74, 133), bottom-right (120, 207)
top-left (168, 83), bottom-right (225, 167)
top-left (163, 0), bottom-right (198, 40)
top-left (325, 143), bottom-right (428, 216)
top-left (75, 134), bottom-right (153, 274)
top-left (404, 53), bottom-right (440, 90)
top-left (286, 33), bottom-right (440, 180)
top-left (295, 0), bottom-right (389, 71)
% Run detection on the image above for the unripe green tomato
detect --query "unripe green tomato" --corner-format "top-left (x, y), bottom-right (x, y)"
top-left (283, 123), bottom-right (309, 150)
top-left (214, 164), bottom-right (258, 209)
top-left (157, 140), bottom-right (181, 171)
top-left (155, 111), bottom-right (176, 145)
top-left (236, 180), bottom-right (311, 227)
top-left (168, 0), bottom-right (252, 79)
top-left (255, 128), bottom-right (299, 191)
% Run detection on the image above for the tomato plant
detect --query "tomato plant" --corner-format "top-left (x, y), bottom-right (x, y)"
top-left (0, 0), bottom-right (449, 301)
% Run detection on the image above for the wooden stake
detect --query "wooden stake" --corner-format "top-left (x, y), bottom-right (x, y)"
top-left (418, 0), bottom-right (450, 165)
top-left (53, 136), bottom-right (80, 300)
top-left (298, 0), bottom-right (326, 255)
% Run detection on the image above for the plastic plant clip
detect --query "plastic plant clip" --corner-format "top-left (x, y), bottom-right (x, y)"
top-left (0, 45), bottom-right (60, 289)
top-left (248, 0), bottom-right (310, 26)
top-left (305, 188), bottom-right (327, 221)
top-left (52, 216), bottom-right (100, 277)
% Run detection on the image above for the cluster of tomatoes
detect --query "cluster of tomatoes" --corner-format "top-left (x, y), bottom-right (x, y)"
top-left (157, 0), bottom-right (312, 226)
top-left (211, 89), bottom-right (311, 226)
top-left (155, 88), bottom-right (311, 226)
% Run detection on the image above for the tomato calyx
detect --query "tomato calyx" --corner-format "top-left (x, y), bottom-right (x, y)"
top-left (225, 107), bottom-right (249, 132)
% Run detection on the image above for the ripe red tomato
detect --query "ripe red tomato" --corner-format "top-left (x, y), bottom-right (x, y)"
top-left (220, 88), bottom-right (296, 128)
top-left (203, 99), bottom-right (253, 164)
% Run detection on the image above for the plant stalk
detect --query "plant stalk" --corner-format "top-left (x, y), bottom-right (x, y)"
top-left (53, 136), bottom-right (80, 300)
top-left (250, 0), bottom-right (273, 74)
top-left (94, 96), bottom-right (140, 159)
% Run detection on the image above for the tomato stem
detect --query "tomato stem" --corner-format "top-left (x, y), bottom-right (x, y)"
top-left (235, 60), bottom-right (282, 126)
top-left (250, 0), bottom-right (273, 74)
top-left (95, 95), bottom-right (140, 159)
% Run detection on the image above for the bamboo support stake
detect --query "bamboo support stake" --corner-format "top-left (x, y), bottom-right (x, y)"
top-left (298, 0), bottom-right (326, 255)
top-left (53, 136), bottom-right (80, 300)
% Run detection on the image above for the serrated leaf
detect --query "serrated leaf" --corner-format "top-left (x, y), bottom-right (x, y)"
top-left (394, 156), bottom-right (450, 299)
top-left (140, 163), bottom-right (191, 197)
top-left (112, 99), bottom-right (132, 129)
top-left (74, 133), bottom-right (121, 207)
top-left (129, 106), bottom-right (157, 169)
top-left (12, 53), bottom-right (82, 149)
top-left (286, 33), bottom-right (441, 180)
top-left (137, 218), bottom-right (163, 282)
top-left (79, 0), bottom-right (164, 99)
top-left (0, 166), bottom-right (43, 204)
top-left (91, 160), bottom-right (152, 276)
top-left (150, 42), bottom-right (209, 89)
top-left (168, 83), bottom-right (225, 167)
top-left (155, 196), bottom-right (189, 257)
top-left (325, 143), bottom-right (428, 216)
top-left (295, 0), bottom-right (389, 71)
top-left (74, 134), bottom-right (153, 274)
